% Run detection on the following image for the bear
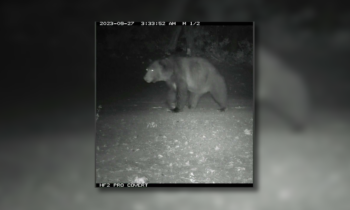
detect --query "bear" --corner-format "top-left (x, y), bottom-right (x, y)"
top-left (144, 56), bottom-right (227, 112)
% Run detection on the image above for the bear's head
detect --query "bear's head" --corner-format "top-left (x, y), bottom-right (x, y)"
top-left (144, 58), bottom-right (173, 83)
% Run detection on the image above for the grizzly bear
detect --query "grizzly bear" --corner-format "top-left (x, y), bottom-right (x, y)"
top-left (144, 56), bottom-right (227, 112)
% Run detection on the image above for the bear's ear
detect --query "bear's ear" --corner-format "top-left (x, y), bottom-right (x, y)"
top-left (159, 58), bottom-right (168, 68)
top-left (160, 58), bottom-right (175, 70)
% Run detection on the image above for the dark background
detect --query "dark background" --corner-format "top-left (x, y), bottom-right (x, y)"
top-left (96, 23), bottom-right (253, 105)
top-left (2, 1), bottom-right (350, 209)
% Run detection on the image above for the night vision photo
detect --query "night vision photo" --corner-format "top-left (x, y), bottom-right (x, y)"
top-left (96, 22), bottom-right (254, 185)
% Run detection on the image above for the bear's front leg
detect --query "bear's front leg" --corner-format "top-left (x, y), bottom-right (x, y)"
top-left (171, 81), bottom-right (187, 113)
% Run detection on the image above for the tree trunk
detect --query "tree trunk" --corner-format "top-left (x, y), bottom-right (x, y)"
top-left (168, 26), bottom-right (182, 52)
top-left (184, 27), bottom-right (194, 56)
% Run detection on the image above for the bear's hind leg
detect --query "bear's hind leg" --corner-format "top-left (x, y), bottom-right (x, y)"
top-left (209, 78), bottom-right (227, 111)
top-left (188, 92), bottom-right (202, 109)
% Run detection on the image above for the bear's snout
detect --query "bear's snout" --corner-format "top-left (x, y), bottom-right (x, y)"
top-left (144, 76), bottom-right (152, 83)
